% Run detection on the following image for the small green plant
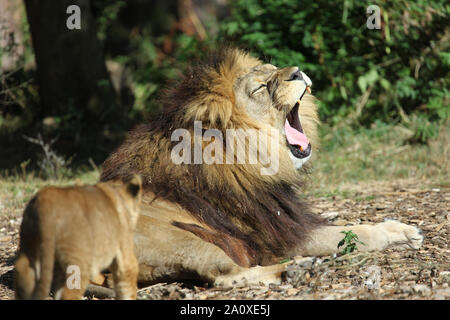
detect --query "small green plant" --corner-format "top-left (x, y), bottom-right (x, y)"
top-left (337, 230), bottom-right (366, 255)
top-left (279, 258), bottom-right (291, 264)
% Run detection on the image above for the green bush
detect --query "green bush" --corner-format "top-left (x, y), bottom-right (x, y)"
top-left (123, 32), bottom-right (212, 118)
top-left (219, 0), bottom-right (449, 135)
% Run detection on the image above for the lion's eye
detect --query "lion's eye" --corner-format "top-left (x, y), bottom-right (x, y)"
top-left (251, 84), bottom-right (267, 95)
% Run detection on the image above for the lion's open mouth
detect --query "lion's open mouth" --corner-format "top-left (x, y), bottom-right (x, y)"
top-left (285, 101), bottom-right (312, 159)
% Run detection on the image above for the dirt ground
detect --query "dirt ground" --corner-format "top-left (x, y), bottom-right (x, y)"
top-left (1, 179), bottom-right (448, 300)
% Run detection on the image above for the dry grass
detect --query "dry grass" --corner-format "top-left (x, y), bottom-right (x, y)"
top-left (0, 169), bottom-right (99, 220)
top-left (309, 122), bottom-right (449, 196)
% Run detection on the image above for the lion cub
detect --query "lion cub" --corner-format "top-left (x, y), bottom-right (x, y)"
top-left (15, 175), bottom-right (142, 300)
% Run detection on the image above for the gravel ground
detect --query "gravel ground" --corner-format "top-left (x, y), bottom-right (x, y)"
top-left (1, 180), bottom-right (448, 300)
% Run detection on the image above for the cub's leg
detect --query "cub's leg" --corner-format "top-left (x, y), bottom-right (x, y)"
top-left (111, 246), bottom-right (139, 300)
top-left (50, 263), bottom-right (70, 300)
top-left (15, 253), bottom-right (36, 300)
top-left (298, 220), bottom-right (424, 256)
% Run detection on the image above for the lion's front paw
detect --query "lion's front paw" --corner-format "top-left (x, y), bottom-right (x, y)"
top-left (380, 220), bottom-right (424, 250)
top-left (214, 264), bottom-right (285, 288)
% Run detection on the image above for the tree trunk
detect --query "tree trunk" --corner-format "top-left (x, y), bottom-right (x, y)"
top-left (24, 0), bottom-right (117, 125)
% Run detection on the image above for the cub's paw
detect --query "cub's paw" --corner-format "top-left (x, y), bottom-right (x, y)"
top-left (380, 220), bottom-right (424, 250)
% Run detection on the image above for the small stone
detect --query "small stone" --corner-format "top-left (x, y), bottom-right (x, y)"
top-left (413, 284), bottom-right (431, 295)
top-left (0, 236), bottom-right (12, 242)
top-left (287, 288), bottom-right (299, 296)
top-left (321, 211), bottom-right (339, 220)
top-left (293, 256), bottom-right (315, 268)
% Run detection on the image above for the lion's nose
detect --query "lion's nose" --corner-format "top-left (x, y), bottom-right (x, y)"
top-left (289, 70), bottom-right (303, 81)
top-left (287, 69), bottom-right (312, 87)
top-left (300, 71), bottom-right (312, 87)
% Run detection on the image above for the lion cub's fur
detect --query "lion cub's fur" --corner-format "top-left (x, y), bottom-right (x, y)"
top-left (15, 175), bottom-right (142, 300)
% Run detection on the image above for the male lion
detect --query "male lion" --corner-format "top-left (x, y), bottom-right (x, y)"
top-left (101, 48), bottom-right (423, 287)
top-left (15, 175), bottom-right (142, 299)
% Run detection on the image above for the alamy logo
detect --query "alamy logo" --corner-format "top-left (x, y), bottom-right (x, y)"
top-left (366, 5), bottom-right (381, 30)
top-left (362, 265), bottom-right (381, 289)
top-left (171, 121), bottom-right (280, 175)
top-left (66, 5), bottom-right (81, 30)
top-left (66, 265), bottom-right (81, 289)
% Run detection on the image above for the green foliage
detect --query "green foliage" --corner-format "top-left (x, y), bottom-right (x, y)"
top-left (404, 114), bottom-right (440, 143)
top-left (95, 0), bottom-right (126, 42)
top-left (337, 230), bottom-right (366, 255)
top-left (122, 33), bottom-right (214, 119)
top-left (91, 0), bottom-right (216, 119)
top-left (219, 0), bottom-right (449, 135)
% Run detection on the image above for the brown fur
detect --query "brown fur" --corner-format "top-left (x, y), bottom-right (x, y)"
top-left (101, 47), bottom-right (324, 267)
top-left (15, 176), bottom-right (143, 300)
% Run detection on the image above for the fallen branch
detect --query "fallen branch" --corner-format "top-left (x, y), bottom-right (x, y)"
top-left (85, 284), bottom-right (115, 299)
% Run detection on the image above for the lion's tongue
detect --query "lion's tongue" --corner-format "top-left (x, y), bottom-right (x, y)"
top-left (285, 119), bottom-right (309, 150)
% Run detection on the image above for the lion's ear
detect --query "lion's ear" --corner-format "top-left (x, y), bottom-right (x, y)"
top-left (125, 174), bottom-right (142, 198)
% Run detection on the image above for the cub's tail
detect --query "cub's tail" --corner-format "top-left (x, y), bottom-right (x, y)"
top-left (15, 253), bottom-right (35, 300)
top-left (15, 193), bottom-right (56, 300)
